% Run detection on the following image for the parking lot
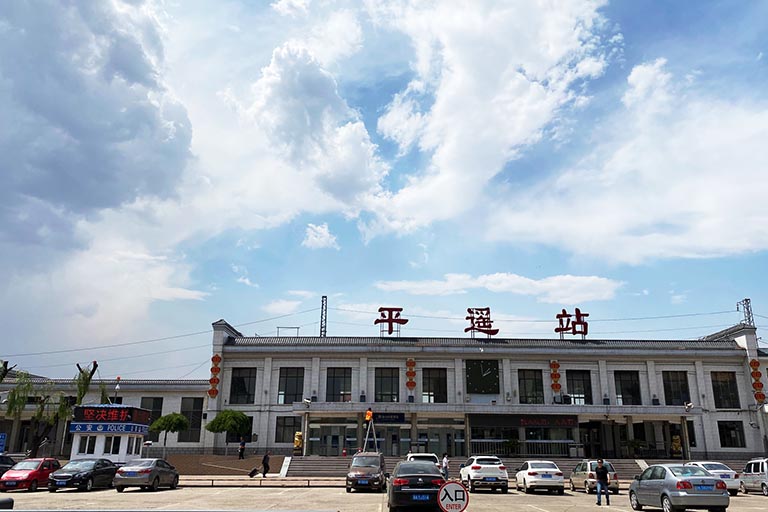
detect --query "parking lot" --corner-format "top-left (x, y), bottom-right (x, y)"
top-left (3, 486), bottom-right (768, 512)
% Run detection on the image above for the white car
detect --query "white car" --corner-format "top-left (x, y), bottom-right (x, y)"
top-left (515, 460), bottom-right (564, 494)
top-left (685, 461), bottom-right (739, 496)
top-left (459, 455), bottom-right (509, 493)
top-left (405, 453), bottom-right (440, 469)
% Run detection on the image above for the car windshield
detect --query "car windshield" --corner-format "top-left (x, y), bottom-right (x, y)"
top-left (476, 458), bottom-right (502, 465)
top-left (409, 455), bottom-right (438, 462)
top-left (590, 462), bottom-right (616, 471)
top-left (530, 462), bottom-right (558, 469)
top-left (670, 466), bottom-right (709, 477)
top-left (701, 463), bottom-right (730, 471)
top-left (352, 457), bottom-right (380, 467)
top-left (62, 460), bottom-right (96, 470)
top-left (397, 463), bottom-right (441, 476)
top-left (11, 460), bottom-right (41, 470)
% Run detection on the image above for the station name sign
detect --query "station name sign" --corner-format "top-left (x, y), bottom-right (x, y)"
top-left (69, 422), bottom-right (150, 434)
top-left (469, 414), bottom-right (578, 428)
top-left (73, 406), bottom-right (151, 425)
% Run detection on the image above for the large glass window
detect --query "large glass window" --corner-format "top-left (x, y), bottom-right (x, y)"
top-left (230, 368), bottom-right (258, 404)
top-left (275, 416), bottom-right (302, 443)
top-left (278, 367), bottom-right (305, 404)
top-left (518, 370), bottom-right (544, 404)
top-left (375, 368), bottom-right (399, 402)
top-left (103, 436), bottom-right (121, 455)
top-left (711, 372), bottom-right (740, 409)
top-left (140, 397), bottom-right (163, 442)
top-left (566, 370), bottom-right (593, 405)
top-left (717, 421), bottom-right (746, 448)
top-left (422, 368), bottom-right (448, 403)
top-left (614, 371), bottom-right (642, 405)
top-left (178, 397), bottom-right (204, 442)
top-left (662, 371), bottom-right (690, 406)
top-left (326, 368), bottom-right (352, 402)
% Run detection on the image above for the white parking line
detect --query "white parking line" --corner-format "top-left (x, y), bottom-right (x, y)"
top-left (526, 505), bottom-right (552, 512)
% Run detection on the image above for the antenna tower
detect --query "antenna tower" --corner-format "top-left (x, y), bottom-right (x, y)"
top-left (320, 295), bottom-right (328, 337)
top-left (737, 298), bottom-right (754, 327)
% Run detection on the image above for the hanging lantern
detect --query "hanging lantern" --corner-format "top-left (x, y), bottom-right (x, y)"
top-left (406, 380), bottom-right (417, 390)
top-left (752, 370), bottom-right (763, 380)
top-left (406, 370), bottom-right (417, 378)
top-left (549, 361), bottom-right (560, 370)
top-left (210, 366), bottom-right (221, 374)
top-left (551, 372), bottom-right (561, 381)
top-left (755, 391), bottom-right (766, 403)
top-left (211, 354), bottom-right (222, 364)
top-left (749, 359), bottom-right (761, 369)
top-left (207, 388), bottom-right (219, 398)
top-left (406, 359), bottom-right (416, 367)
top-left (209, 376), bottom-right (220, 386)
top-left (551, 382), bottom-right (562, 391)
top-left (752, 381), bottom-right (764, 390)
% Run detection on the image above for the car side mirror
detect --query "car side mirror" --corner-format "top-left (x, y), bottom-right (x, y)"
top-left (170, 465), bottom-right (176, 470)
top-left (634, 475), bottom-right (640, 480)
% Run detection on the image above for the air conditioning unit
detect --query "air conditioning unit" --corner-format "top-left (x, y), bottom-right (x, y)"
top-left (553, 395), bottom-right (563, 404)
top-left (562, 394), bottom-right (572, 405)
top-left (407, 395), bottom-right (415, 403)
top-left (360, 394), bottom-right (367, 402)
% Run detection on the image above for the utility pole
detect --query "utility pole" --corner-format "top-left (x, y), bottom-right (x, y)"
top-left (737, 298), bottom-right (754, 327)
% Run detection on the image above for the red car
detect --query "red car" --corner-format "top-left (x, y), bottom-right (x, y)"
top-left (0, 458), bottom-right (61, 492)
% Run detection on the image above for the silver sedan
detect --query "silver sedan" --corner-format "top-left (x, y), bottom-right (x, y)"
top-left (629, 464), bottom-right (729, 512)
top-left (113, 458), bottom-right (179, 492)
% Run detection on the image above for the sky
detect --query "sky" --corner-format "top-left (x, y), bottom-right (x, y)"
top-left (1, 0), bottom-right (768, 381)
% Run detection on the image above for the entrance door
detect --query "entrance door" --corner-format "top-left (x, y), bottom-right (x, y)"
top-left (580, 422), bottom-right (602, 458)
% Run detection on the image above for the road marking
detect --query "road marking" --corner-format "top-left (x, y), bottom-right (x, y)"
top-left (526, 505), bottom-right (552, 512)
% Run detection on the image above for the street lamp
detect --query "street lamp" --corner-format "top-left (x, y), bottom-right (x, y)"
top-left (113, 376), bottom-right (121, 404)
top-left (681, 401), bottom-right (694, 461)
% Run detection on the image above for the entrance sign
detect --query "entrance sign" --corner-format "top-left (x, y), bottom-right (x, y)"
top-left (374, 307), bottom-right (409, 335)
top-left (464, 307), bottom-right (499, 337)
top-left (439, 481), bottom-right (469, 512)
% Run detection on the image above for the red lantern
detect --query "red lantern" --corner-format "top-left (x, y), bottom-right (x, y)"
top-left (550, 372), bottom-right (561, 380)
top-left (406, 370), bottom-right (417, 378)
top-left (755, 391), bottom-right (766, 403)
top-left (210, 366), bottom-right (221, 374)
top-left (406, 380), bottom-right (417, 390)
top-left (551, 382), bottom-right (562, 391)
top-left (750, 359), bottom-right (761, 369)
top-left (752, 371), bottom-right (763, 380)
top-left (209, 376), bottom-right (220, 385)
top-left (406, 359), bottom-right (416, 367)
top-left (207, 388), bottom-right (219, 398)
top-left (549, 361), bottom-right (560, 369)
top-left (211, 354), bottom-right (222, 364)
top-left (753, 381), bottom-right (764, 390)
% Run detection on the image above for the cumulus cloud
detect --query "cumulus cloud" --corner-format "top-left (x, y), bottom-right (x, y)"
top-left (376, 273), bottom-right (623, 304)
top-left (263, 299), bottom-right (303, 315)
top-left (302, 223), bottom-right (340, 249)
top-left (486, 58), bottom-right (768, 263)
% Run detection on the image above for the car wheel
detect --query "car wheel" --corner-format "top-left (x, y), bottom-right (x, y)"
top-left (661, 495), bottom-right (674, 512)
top-left (728, 489), bottom-right (738, 496)
top-left (569, 479), bottom-right (575, 492)
top-left (84, 478), bottom-right (93, 492)
top-left (762, 483), bottom-right (768, 496)
top-left (346, 487), bottom-right (351, 493)
top-left (558, 487), bottom-right (564, 495)
top-left (524, 480), bottom-right (531, 494)
top-left (116, 486), bottom-right (125, 493)
top-left (585, 481), bottom-right (592, 494)
top-left (502, 486), bottom-right (509, 494)
top-left (469, 480), bottom-right (476, 493)
top-left (629, 491), bottom-right (643, 511)
top-left (28, 480), bottom-right (38, 492)
top-left (740, 481), bottom-right (748, 494)
top-left (170, 475), bottom-right (179, 490)
top-left (48, 488), bottom-right (56, 493)
top-left (150, 477), bottom-right (159, 492)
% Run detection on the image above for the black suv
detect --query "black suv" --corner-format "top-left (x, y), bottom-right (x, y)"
top-left (346, 452), bottom-right (387, 493)
top-left (0, 455), bottom-right (15, 478)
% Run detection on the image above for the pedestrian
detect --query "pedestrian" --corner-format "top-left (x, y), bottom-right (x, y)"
top-left (441, 452), bottom-right (450, 480)
top-left (261, 451), bottom-right (271, 477)
top-left (238, 437), bottom-right (246, 460)
top-left (595, 458), bottom-right (610, 506)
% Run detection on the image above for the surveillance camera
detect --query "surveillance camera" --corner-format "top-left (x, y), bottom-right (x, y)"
top-left (684, 402), bottom-right (693, 412)
top-left (303, 398), bottom-right (311, 406)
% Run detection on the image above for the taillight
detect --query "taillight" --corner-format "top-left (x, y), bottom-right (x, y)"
top-left (116, 469), bottom-right (125, 475)
top-left (555, 472), bottom-right (563, 476)
top-left (431, 479), bottom-right (445, 485)
top-left (734, 473), bottom-right (739, 478)
top-left (588, 472), bottom-right (595, 479)
top-left (716, 481), bottom-right (727, 490)
top-left (676, 481), bottom-right (693, 490)
top-left (528, 471), bottom-right (538, 476)
top-left (471, 465), bottom-right (481, 470)
top-left (499, 466), bottom-right (506, 471)
top-left (613, 473), bottom-right (619, 481)
top-left (392, 478), bottom-right (409, 486)
top-left (138, 469), bottom-right (152, 474)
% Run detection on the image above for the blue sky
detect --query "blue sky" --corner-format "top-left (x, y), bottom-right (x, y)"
top-left (1, 0), bottom-right (767, 380)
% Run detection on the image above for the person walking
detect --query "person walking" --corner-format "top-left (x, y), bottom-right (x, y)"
top-left (238, 437), bottom-right (246, 459)
top-left (261, 451), bottom-right (271, 477)
top-left (595, 459), bottom-right (611, 506)
top-left (441, 453), bottom-right (450, 480)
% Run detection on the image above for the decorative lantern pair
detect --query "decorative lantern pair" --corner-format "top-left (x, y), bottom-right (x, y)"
top-left (749, 359), bottom-right (765, 404)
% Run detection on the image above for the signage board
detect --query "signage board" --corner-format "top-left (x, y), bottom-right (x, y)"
top-left (0, 433), bottom-right (6, 453)
top-left (468, 414), bottom-right (578, 428)
top-left (438, 481), bottom-right (469, 512)
top-left (373, 413), bottom-right (407, 424)
top-left (73, 406), bottom-right (151, 425)
top-left (69, 422), bottom-right (149, 435)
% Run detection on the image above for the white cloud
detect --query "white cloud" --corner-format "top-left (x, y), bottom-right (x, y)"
top-left (271, 0), bottom-right (310, 17)
top-left (231, 264), bottom-right (259, 287)
top-left (376, 273), bottom-right (623, 304)
top-left (486, 58), bottom-right (768, 263)
top-left (288, 290), bottom-right (316, 299)
top-left (302, 223), bottom-right (340, 250)
top-left (408, 243), bottom-right (429, 268)
top-left (669, 291), bottom-right (687, 304)
top-left (263, 299), bottom-right (303, 315)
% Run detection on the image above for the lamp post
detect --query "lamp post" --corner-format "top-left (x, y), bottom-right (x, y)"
top-left (113, 376), bottom-right (121, 404)
top-left (681, 401), bottom-right (693, 461)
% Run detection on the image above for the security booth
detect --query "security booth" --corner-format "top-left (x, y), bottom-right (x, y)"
top-left (69, 405), bottom-right (151, 464)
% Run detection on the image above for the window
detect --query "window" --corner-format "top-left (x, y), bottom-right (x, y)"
top-left (275, 416), bottom-right (302, 443)
top-left (718, 421), bottom-right (746, 448)
top-left (518, 369), bottom-right (544, 404)
top-left (566, 370), bottom-right (593, 405)
top-left (711, 372), bottom-right (740, 409)
top-left (230, 368), bottom-right (258, 404)
top-left (326, 368), bottom-right (352, 402)
top-left (127, 437), bottom-right (134, 455)
top-left (178, 397), bottom-right (204, 442)
top-left (103, 436), bottom-right (121, 455)
top-left (278, 367), bottom-right (305, 404)
top-left (375, 368), bottom-right (399, 402)
top-left (662, 371), bottom-right (690, 406)
top-left (614, 371), bottom-right (642, 405)
top-left (140, 397), bottom-right (164, 442)
top-left (422, 368), bottom-right (448, 403)
top-left (77, 435), bottom-right (96, 455)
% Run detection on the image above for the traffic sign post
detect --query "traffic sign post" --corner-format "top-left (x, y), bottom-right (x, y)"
top-left (438, 481), bottom-right (469, 512)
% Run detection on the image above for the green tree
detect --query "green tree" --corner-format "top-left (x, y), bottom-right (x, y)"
top-left (5, 372), bottom-right (71, 457)
top-left (74, 361), bottom-right (99, 405)
top-left (150, 412), bottom-right (190, 458)
top-left (205, 410), bottom-right (251, 455)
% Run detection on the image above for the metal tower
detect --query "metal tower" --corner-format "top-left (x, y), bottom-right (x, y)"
top-left (737, 298), bottom-right (754, 327)
top-left (320, 295), bottom-right (328, 337)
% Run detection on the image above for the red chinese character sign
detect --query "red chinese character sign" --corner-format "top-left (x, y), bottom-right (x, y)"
top-left (464, 307), bottom-right (499, 337)
top-left (374, 307), bottom-right (409, 335)
top-left (554, 308), bottom-right (589, 339)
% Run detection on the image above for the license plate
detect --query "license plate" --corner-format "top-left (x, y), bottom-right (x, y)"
top-left (358, 479), bottom-right (368, 485)
top-left (695, 485), bottom-right (713, 491)
top-left (4, 481), bottom-right (16, 486)
top-left (484, 477), bottom-right (497, 481)
top-left (412, 494), bottom-right (430, 501)
top-left (542, 474), bottom-right (552, 478)
top-left (56, 481), bottom-right (67, 486)
top-left (720, 475), bottom-right (729, 479)
top-left (125, 471), bottom-right (138, 477)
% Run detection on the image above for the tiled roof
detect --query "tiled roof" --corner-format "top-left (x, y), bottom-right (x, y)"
top-left (226, 336), bottom-right (740, 351)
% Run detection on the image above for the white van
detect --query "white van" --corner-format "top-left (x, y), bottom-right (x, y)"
top-left (740, 458), bottom-right (768, 496)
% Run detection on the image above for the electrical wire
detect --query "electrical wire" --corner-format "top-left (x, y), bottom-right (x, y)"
top-left (22, 344), bottom-right (211, 371)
